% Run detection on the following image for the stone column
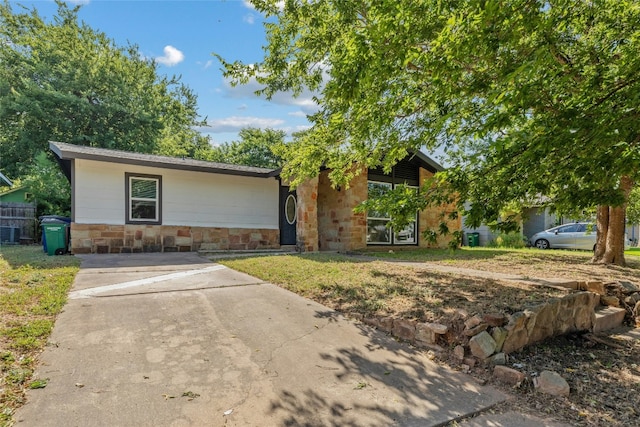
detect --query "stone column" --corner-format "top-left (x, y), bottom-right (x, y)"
top-left (296, 176), bottom-right (319, 252)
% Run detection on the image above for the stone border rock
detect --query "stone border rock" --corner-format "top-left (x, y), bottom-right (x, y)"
top-left (352, 289), bottom-right (605, 361)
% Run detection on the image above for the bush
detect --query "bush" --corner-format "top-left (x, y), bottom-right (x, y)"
top-left (487, 232), bottom-right (527, 248)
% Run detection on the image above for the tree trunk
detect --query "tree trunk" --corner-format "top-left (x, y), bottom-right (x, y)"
top-left (593, 205), bottom-right (608, 260)
top-left (592, 176), bottom-right (633, 266)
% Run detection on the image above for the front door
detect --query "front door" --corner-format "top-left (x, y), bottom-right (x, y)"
top-left (279, 186), bottom-right (297, 245)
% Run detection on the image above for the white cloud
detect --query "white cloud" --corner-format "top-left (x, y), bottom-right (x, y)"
top-left (155, 45), bottom-right (184, 67)
top-left (66, 0), bottom-right (90, 5)
top-left (288, 111), bottom-right (307, 117)
top-left (243, 14), bottom-right (255, 24)
top-left (242, 0), bottom-right (285, 12)
top-left (238, 104), bottom-right (248, 111)
top-left (196, 116), bottom-right (285, 133)
top-left (196, 60), bottom-right (214, 69)
top-left (221, 75), bottom-right (320, 115)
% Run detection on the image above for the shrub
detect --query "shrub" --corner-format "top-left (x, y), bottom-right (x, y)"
top-left (488, 232), bottom-right (527, 248)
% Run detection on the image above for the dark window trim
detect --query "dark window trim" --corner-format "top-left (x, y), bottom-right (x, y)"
top-left (366, 180), bottom-right (419, 246)
top-left (125, 172), bottom-right (162, 225)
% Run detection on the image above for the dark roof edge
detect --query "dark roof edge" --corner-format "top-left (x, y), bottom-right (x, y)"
top-left (410, 150), bottom-right (444, 173)
top-left (49, 141), bottom-right (277, 178)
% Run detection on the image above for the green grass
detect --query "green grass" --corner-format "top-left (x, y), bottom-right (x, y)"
top-left (0, 245), bottom-right (79, 426)
top-left (625, 247), bottom-right (640, 257)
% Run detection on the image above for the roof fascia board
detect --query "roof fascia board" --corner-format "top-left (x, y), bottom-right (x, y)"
top-left (49, 141), bottom-right (274, 178)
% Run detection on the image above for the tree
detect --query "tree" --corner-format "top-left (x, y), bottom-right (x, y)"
top-left (220, 0), bottom-right (640, 265)
top-left (210, 127), bottom-right (285, 168)
top-left (22, 152), bottom-right (71, 217)
top-left (0, 1), bottom-right (212, 179)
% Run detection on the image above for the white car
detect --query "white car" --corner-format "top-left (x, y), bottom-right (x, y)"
top-left (529, 223), bottom-right (597, 250)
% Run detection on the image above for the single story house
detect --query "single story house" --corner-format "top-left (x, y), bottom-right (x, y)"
top-left (50, 141), bottom-right (459, 254)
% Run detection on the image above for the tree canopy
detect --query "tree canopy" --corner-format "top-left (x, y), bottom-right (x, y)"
top-left (210, 127), bottom-right (285, 168)
top-left (0, 0), bottom-right (212, 179)
top-left (221, 0), bottom-right (640, 264)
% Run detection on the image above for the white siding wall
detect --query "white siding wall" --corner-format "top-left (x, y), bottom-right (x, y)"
top-left (73, 159), bottom-right (279, 229)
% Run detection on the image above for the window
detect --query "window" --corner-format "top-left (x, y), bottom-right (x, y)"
top-left (366, 181), bottom-right (418, 245)
top-left (558, 224), bottom-right (580, 233)
top-left (126, 173), bottom-right (161, 224)
top-left (285, 194), bottom-right (297, 225)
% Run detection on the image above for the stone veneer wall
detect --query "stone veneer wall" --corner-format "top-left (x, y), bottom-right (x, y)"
top-left (70, 223), bottom-right (279, 254)
top-left (316, 169), bottom-right (368, 252)
top-left (295, 176), bottom-right (319, 252)
top-left (418, 167), bottom-right (461, 248)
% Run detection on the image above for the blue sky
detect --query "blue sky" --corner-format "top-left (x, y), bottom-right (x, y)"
top-left (12, 0), bottom-right (314, 145)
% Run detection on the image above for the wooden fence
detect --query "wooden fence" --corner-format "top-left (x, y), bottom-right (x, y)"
top-left (0, 202), bottom-right (37, 243)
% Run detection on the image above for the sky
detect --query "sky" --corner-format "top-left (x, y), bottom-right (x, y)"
top-left (11, 0), bottom-right (314, 146)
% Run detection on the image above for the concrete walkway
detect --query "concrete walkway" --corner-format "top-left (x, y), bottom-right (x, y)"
top-left (14, 253), bottom-right (575, 426)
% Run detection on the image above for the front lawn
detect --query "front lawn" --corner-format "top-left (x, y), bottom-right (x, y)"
top-left (0, 246), bottom-right (79, 426)
top-left (366, 247), bottom-right (640, 283)
top-left (219, 253), bottom-right (566, 321)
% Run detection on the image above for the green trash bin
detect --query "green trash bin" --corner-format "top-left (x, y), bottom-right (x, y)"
top-left (42, 224), bottom-right (68, 255)
top-left (467, 232), bottom-right (480, 247)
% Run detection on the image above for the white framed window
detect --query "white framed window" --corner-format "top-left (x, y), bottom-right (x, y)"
top-left (126, 173), bottom-right (161, 224)
top-left (366, 181), bottom-right (418, 245)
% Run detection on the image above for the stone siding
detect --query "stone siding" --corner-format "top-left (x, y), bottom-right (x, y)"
top-left (295, 176), bottom-right (319, 252)
top-left (317, 168), bottom-right (367, 252)
top-left (70, 223), bottom-right (279, 254)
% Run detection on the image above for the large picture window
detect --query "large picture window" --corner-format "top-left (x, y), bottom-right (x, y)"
top-left (126, 173), bottom-right (161, 224)
top-left (366, 181), bottom-right (418, 245)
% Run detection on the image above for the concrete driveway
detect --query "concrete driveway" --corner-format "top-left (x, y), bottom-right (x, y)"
top-left (15, 253), bottom-right (511, 426)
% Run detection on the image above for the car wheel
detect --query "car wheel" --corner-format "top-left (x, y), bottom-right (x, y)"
top-left (535, 239), bottom-right (550, 249)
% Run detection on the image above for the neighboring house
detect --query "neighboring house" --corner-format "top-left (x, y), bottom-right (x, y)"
top-left (0, 178), bottom-right (36, 244)
top-left (462, 206), bottom-right (559, 246)
top-left (49, 141), bottom-right (459, 254)
top-left (0, 186), bottom-right (32, 204)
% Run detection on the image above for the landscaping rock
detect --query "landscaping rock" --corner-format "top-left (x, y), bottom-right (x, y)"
top-left (483, 313), bottom-right (507, 327)
top-left (453, 345), bottom-right (465, 361)
top-left (489, 352), bottom-right (507, 366)
top-left (491, 327), bottom-right (508, 352)
top-left (593, 306), bottom-right (626, 332)
top-left (469, 331), bottom-right (496, 359)
top-left (415, 323), bottom-right (436, 345)
top-left (378, 317), bottom-right (394, 333)
top-left (493, 366), bottom-right (525, 386)
top-left (464, 314), bottom-right (483, 329)
top-left (619, 281), bottom-right (640, 293)
top-left (363, 317), bottom-right (378, 328)
top-left (634, 301), bottom-right (640, 318)
top-left (463, 357), bottom-right (477, 368)
top-left (427, 322), bottom-right (449, 335)
top-left (392, 319), bottom-right (416, 342)
top-left (601, 295), bottom-right (620, 307)
top-left (464, 322), bottom-right (489, 337)
top-left (534, 370), bottom-right (570, 397)
top-left (503, 312), bottom-right (530, 354)
top-left (583, 281), bottom-right (605, 295)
